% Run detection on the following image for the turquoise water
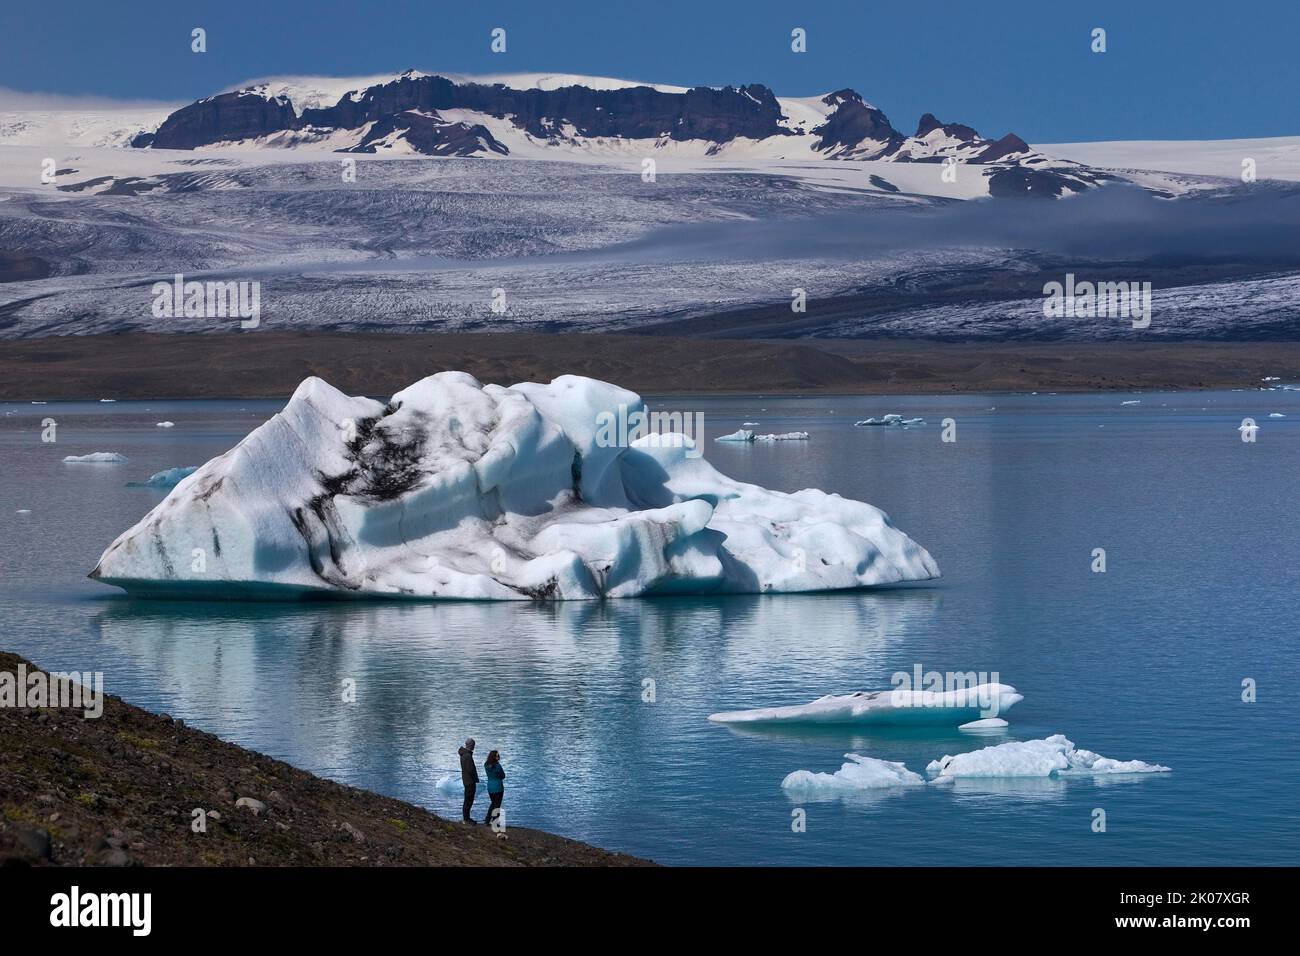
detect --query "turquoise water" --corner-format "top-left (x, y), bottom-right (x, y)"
top-left (1, 391), bottom-right (1296, 865)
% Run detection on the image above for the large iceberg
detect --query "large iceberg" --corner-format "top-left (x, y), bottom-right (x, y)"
top-left (90, 373), bottom-right (938, 600)
top-left (709, 683), bottom-right (1021, 727)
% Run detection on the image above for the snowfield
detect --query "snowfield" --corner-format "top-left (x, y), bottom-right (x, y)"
top-left (90, 372), bottom-right (939, 599)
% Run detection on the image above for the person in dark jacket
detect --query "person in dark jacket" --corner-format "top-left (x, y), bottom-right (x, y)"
top-left (458, 738), bottom-right (479, 823)
top-left (483, 750), bottom-right (506, 828)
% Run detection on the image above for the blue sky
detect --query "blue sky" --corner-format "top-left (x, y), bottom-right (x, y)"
top-left (1, 0), bottom-right (1296, 142)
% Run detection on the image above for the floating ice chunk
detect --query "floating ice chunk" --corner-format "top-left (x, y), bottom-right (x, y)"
top-left (1269, 412), bottom-right (1285, 418)
top-left (710, 683), bottom-right (1021, 727)
top-left (15, 509), bottom-right (31, 515)
top-left (127, 466), bottom-right (199, 490)
top-left (960, 717), bottom-right (1009, 731)
top-left (435, 774), bottom-right (463, 792)
top-left (1121, 400), bottom-right (1141, 405)
top-left (742, 421), bottom-right (760, 427)
top-left (98, 398), bottom-right (116, 403)
top-left (156, 421), bottom-right (176, 428)
top-left (90, 373), bottom-right (938, 600)
top-left (64, 452), bottom-right (127, 463)
top-left (754, 432), bottom-right (809, 442)
top-left (927, 735), bottom-right (1170, 780)
top-left (782, 753), bottom-right (925, 794)
top-left (715, 429), bottom-right (754, 443)
top-left (854, 414), bottom-right (925, 428)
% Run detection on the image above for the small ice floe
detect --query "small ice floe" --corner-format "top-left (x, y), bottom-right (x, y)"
top-left (754, 432), bottom-right (809, 442)
top-left (1262, 376), bottom-right (1280, 382)
top-left (784, 735), bottom-right (1169, 797)
top-left (434, 774), bottom-right (463, 792)
top-left (742, 421), bottom-right (760, 427)
top-left (709, 684), bottom-right (1021, 727)
top-left (31, 401), bottom-right (47, 405)
top-left (15, 509), bottom-right (32, 515)
top-left (98, 398), bottom-right (116, 403)
top-left (854, 414), bottom-right (925, 428)
top-left (156, 421), bottom-right (175, 428)
top-left (782, 754), bottom-right (925, 795)
top-left (63, 452), bottom-right (128, 463)
top-left (715, 429), bottom-right (754, 443)
top-left (1268, 412), bottom-right (1286, 418)
top-left (959, 717), bottom-right (1009, 732)
top-left (926, 735), bottom-right (1170, 781)
top-left (127, 466), bottom-right (198, 490)
top-left (1121, 400), bottom-right (1141, 405)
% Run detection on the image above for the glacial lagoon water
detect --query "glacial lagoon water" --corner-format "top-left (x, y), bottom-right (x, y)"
top-left (1, 391), bottom-right (1296, 865)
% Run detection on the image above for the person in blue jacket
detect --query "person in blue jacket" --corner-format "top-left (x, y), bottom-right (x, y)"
top-left (483, 750), bottom-right (506, 828)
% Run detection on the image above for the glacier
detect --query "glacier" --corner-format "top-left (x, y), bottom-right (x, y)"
top-left (709, 683), bottom-right (1021, 727)
top-left (89, 372), bottom-right (938, 600)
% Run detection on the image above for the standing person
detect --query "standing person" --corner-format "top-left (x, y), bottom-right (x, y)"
top-left (458, 738), bottom-right (479, 824)
top-left (483, 750), bottom-right (505, 828)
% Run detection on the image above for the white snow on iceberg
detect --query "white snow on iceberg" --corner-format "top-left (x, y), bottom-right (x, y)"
top-left (90, 372), bottom-right (938, 600)
top-left (64, 452), bottom-right (128, 463)
top-left (710, 683), bottom-right (1021, 727)
top-left (782, 754), bottom-right (926, 794)
top-left (927, 735), bottom-right (1170, 780)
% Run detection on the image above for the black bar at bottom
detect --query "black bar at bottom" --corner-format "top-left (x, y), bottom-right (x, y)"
top-left (1, 866), bottom-right (1285, 939)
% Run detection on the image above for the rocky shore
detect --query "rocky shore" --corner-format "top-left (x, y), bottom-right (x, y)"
top-left (0, 652), bottom-right (650, 867)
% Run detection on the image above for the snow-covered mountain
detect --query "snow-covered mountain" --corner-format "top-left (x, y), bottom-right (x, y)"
top-left (0, 107), bottom-right (172, 149)
top-left (128, 69), bottom-right (1108, 197)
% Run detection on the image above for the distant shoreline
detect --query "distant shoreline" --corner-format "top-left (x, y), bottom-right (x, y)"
top-left (1, 332), bottom-right (1297, 400)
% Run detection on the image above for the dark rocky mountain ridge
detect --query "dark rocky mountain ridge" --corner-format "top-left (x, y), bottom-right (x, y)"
top-left (128, 70), bottom-right (1106, 196)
